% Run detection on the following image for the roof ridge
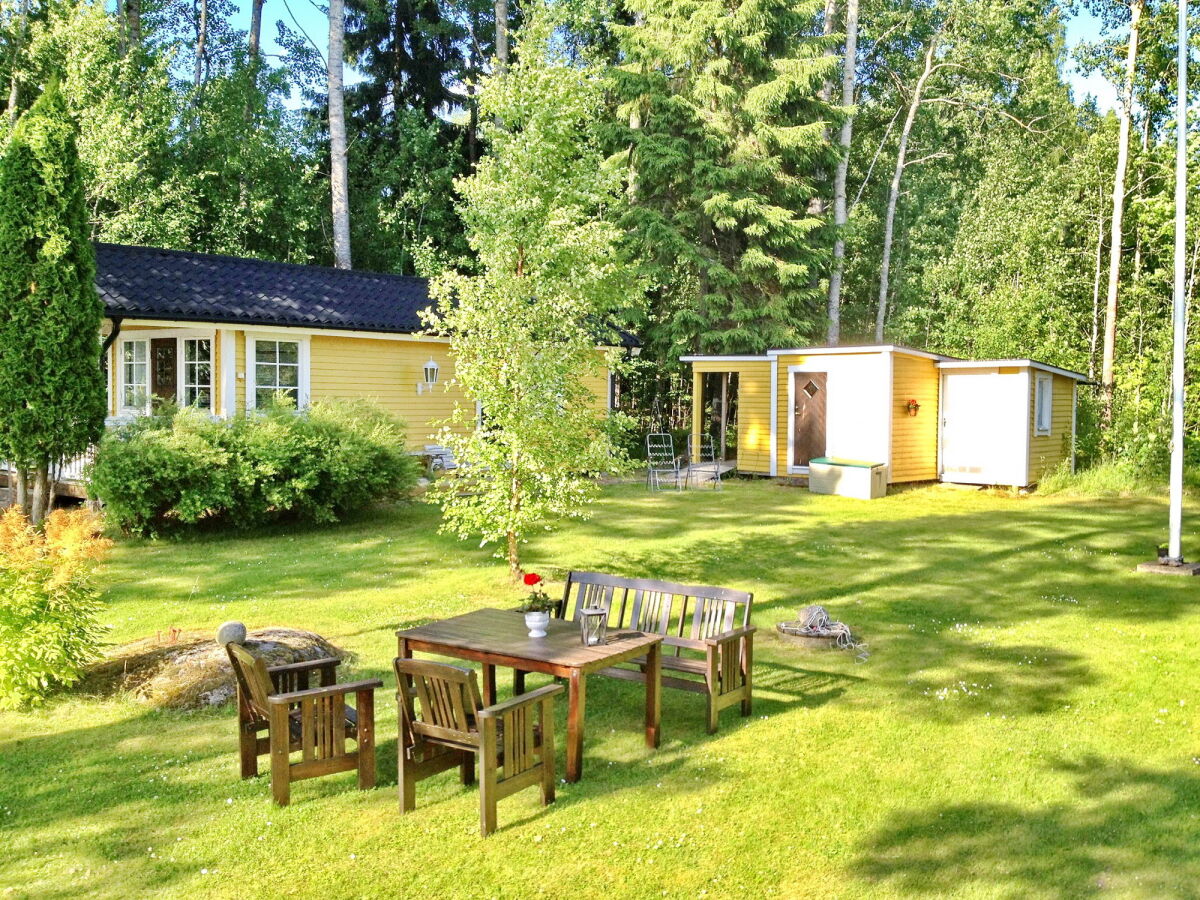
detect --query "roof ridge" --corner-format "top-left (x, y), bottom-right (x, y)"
top-left (94, 242), bottom-right (429, 286)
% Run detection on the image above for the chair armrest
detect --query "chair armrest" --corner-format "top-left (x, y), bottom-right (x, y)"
top-left (268, 678), bottom-right (383, 705)
top-left (267, 657), bottom-right (341, 675)
top-left (476, 683), bottom-right (564, 719)
top-left (703, 626), bottom-right (757, 647)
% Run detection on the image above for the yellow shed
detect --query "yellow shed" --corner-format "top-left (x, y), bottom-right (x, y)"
top-left (683, 345), bottom-right (1088, 490)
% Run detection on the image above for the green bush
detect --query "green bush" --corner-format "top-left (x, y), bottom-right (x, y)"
top-left (88, 400), bottom-right (421, 535)
top-left (0, 507), bottom-right (109, 709)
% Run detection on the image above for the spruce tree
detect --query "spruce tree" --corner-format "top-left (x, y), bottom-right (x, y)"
top-left (610, 0), bottom-right (837, 359)
top-left (0, 82), bottom-right (107, 523)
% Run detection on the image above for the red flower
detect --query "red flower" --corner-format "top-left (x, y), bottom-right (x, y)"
top-left (523, 573), bottom-right (542, 586)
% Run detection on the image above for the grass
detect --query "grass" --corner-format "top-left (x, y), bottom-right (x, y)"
top-left (4, 480), bottom-right (1200, 898)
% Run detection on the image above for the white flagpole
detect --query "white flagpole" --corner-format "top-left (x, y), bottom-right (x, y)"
top-left (1168, 0), bottom-right (1189, 562)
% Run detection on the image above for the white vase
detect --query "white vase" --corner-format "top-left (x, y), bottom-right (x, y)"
top-left (525, 611), bottom-right (550, 638)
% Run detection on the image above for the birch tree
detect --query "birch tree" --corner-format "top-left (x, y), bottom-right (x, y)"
top-left (826, 0), bottom-right (858, 343)
top-left (328, 0), bottom-right (352, 268)
top-left (1099, 0), bottom-right (1146, 428)
top-left (426, 18), bottom-right (642, 575)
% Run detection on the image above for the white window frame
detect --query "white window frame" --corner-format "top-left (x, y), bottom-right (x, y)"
top-left (245, 333), bottom-right (311, 411)
top-left (113, 328), bottom-right (216, 416)
top-left (181, 337), bottom-right (214, 410)
top-left (1034, 373), bottom-right (1053, 436)
top-left (117, 338), bottom-right (151, 415)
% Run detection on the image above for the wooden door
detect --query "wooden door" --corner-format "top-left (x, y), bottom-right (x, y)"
top-left (150, 338), bottom-right (177, 403)
top-left (792, 372), bottom-right (827, 467)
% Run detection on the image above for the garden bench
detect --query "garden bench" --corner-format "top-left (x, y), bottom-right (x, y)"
top-left (226, 642), bottom-right (382, 806)
top-left (555, 571), bottom-right (754, 733)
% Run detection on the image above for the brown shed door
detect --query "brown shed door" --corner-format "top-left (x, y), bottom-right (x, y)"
top-left (150, 338), bottom-right (177, 402)
top-left (792, 372), bottom-right (827, 467)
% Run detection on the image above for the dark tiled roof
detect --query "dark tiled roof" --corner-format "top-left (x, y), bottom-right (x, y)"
top-left (95, 243), bottom-right (433, 334)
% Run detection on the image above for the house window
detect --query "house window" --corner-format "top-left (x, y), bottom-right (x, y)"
top-left (182, 339), bottom-right (212, 409)
top-left (1035, 374), bottom-right (1053, 436)
top-left (121, 340), bottom-right (149, 412)
top-left (253, 339), bottom-right (301, 408)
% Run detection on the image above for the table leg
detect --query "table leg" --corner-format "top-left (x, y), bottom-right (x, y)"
top-left (645, 641), bottom-right (661, 749)
top-left (513, 669), bottom-right (526, 695)
top-left (566, 669), bottom-right (586, 783)
top-left (482, 663), bottom-right (497, 707)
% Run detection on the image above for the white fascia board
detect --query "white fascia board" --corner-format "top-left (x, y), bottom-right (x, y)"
top-left (765, 344), bottom-right (949, 362)
top-left (936, 358), bottom-right (1091, 382)
top-left (679, 355), bottom-right (772, 363)
top-left (104, 317), bottom-right (451, 344)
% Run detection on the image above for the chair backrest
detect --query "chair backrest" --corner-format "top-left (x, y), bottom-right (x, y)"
top-left (694, 434), bottom-right (717, 464)
top-left (394, 658), bottom-right (483, 748)
top-left (645, 433), bottom-right (676, 467)
top-left (227, 642), bottom-right (274, 721)
top-left (560, 571), bottom-right (752, 644)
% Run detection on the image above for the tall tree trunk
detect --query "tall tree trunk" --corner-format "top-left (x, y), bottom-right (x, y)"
top-left (809, 0), bottom-right (837, 218)
top-left (826, 0), bottom-right (859, 345)
top-left (248, 0), bottom-right (264, 60)
top-left (194, 0), bottom-right (209, 88)
top-left (494, 0), bottom-right (508, 71)
top-left (328, 0), bottom-right (353, 269)
top-left (5, 0), bottom-right (30, 125)
top-left (1100, 0), bottom-right (1144, 429)
top-left (127, 0), bottom-right (142, 48)
top-left (13, 467), bottom-right (28, 513)
top-left (1089, 213), bottom-right (1104, 381)
top-left (875, 36), bottom-right (938, 342)
top-left (29, 464), bottom-right (49, 526)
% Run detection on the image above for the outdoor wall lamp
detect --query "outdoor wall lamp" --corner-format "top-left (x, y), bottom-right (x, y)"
top-left (416, 358), bottom-right (440, 394)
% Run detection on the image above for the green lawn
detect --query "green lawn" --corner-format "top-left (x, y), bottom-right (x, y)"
top-left (3, 480), bottom-right (1200, 898)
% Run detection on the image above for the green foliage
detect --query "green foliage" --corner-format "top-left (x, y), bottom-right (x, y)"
top-left (0, 507), bottom-right (109, 709)
top-left (88, 401), bottom-right (421, 536)
top-left (426, 15), bottom-right (645, 573)
top-left (608, 0), bottom-right (836, 361)
top-left (0, 81), bottom-right (107, 476)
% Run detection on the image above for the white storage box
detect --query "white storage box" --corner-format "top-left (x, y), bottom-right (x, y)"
top-left (808, 457), bottom-right (888, 500)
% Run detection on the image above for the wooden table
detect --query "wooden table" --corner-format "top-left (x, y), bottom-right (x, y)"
top-left (396, 608), bottom-right (662, 783)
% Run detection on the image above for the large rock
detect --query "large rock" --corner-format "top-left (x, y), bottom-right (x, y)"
top-left (79, 628), bottom-right (347, 709)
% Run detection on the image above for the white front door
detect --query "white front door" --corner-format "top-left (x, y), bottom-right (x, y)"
top-left (940, 369), bottom-right (1027, 485)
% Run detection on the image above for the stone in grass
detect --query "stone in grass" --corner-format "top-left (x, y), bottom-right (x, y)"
top-left (78, 628), bottom-right (347, 709)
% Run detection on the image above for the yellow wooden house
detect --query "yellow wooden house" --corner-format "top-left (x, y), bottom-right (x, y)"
top-left (96, 244), bottom-right (618, 444)
top-left (682, 345), bottom-right (1089, 489)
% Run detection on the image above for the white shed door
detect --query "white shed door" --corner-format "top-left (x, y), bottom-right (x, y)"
top-left (940, 370), bottom-right (1027, 485)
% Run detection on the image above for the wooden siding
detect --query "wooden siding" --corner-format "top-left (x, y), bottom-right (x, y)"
top-left (890, 353), bottom-right (940, 483)
top-left (688, 359), bottom-right (773, 474)
top-left (309, 335), bottom-right (610, 449)
top-left (1027, 372), bottom-right (1076, 483)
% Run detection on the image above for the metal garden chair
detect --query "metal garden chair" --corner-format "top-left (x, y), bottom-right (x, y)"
top-left (685, 434), bottom-right (724, 490)
top-left (645, 433), bottom-right (683, 491)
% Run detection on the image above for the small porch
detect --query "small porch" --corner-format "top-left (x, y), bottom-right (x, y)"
top-left (682, 355), bottom-right (775, 476)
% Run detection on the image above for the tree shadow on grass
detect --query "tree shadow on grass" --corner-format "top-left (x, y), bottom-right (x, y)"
top-left (853, 755), bottom-right (1200, 897)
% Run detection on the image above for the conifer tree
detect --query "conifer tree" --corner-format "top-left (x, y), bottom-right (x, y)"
top-left (609, 0), bottom-right (837, 359)
top-left (0, 82), bottom-right (107, 523)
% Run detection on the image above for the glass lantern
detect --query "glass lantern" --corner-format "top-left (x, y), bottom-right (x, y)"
top-left (579, 606), bottom-right (608, 646)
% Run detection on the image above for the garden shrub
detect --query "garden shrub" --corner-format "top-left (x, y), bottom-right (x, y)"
top-left (0, 507), bottom-right (110, 709)
top-left (88, 400), bottom-right (421, 535)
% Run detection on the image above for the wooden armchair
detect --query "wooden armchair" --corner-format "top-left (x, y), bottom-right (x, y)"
top-left (394, 657), bottom-right (562, 836)
top-left (226, 642), bottom-right (383, 806)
